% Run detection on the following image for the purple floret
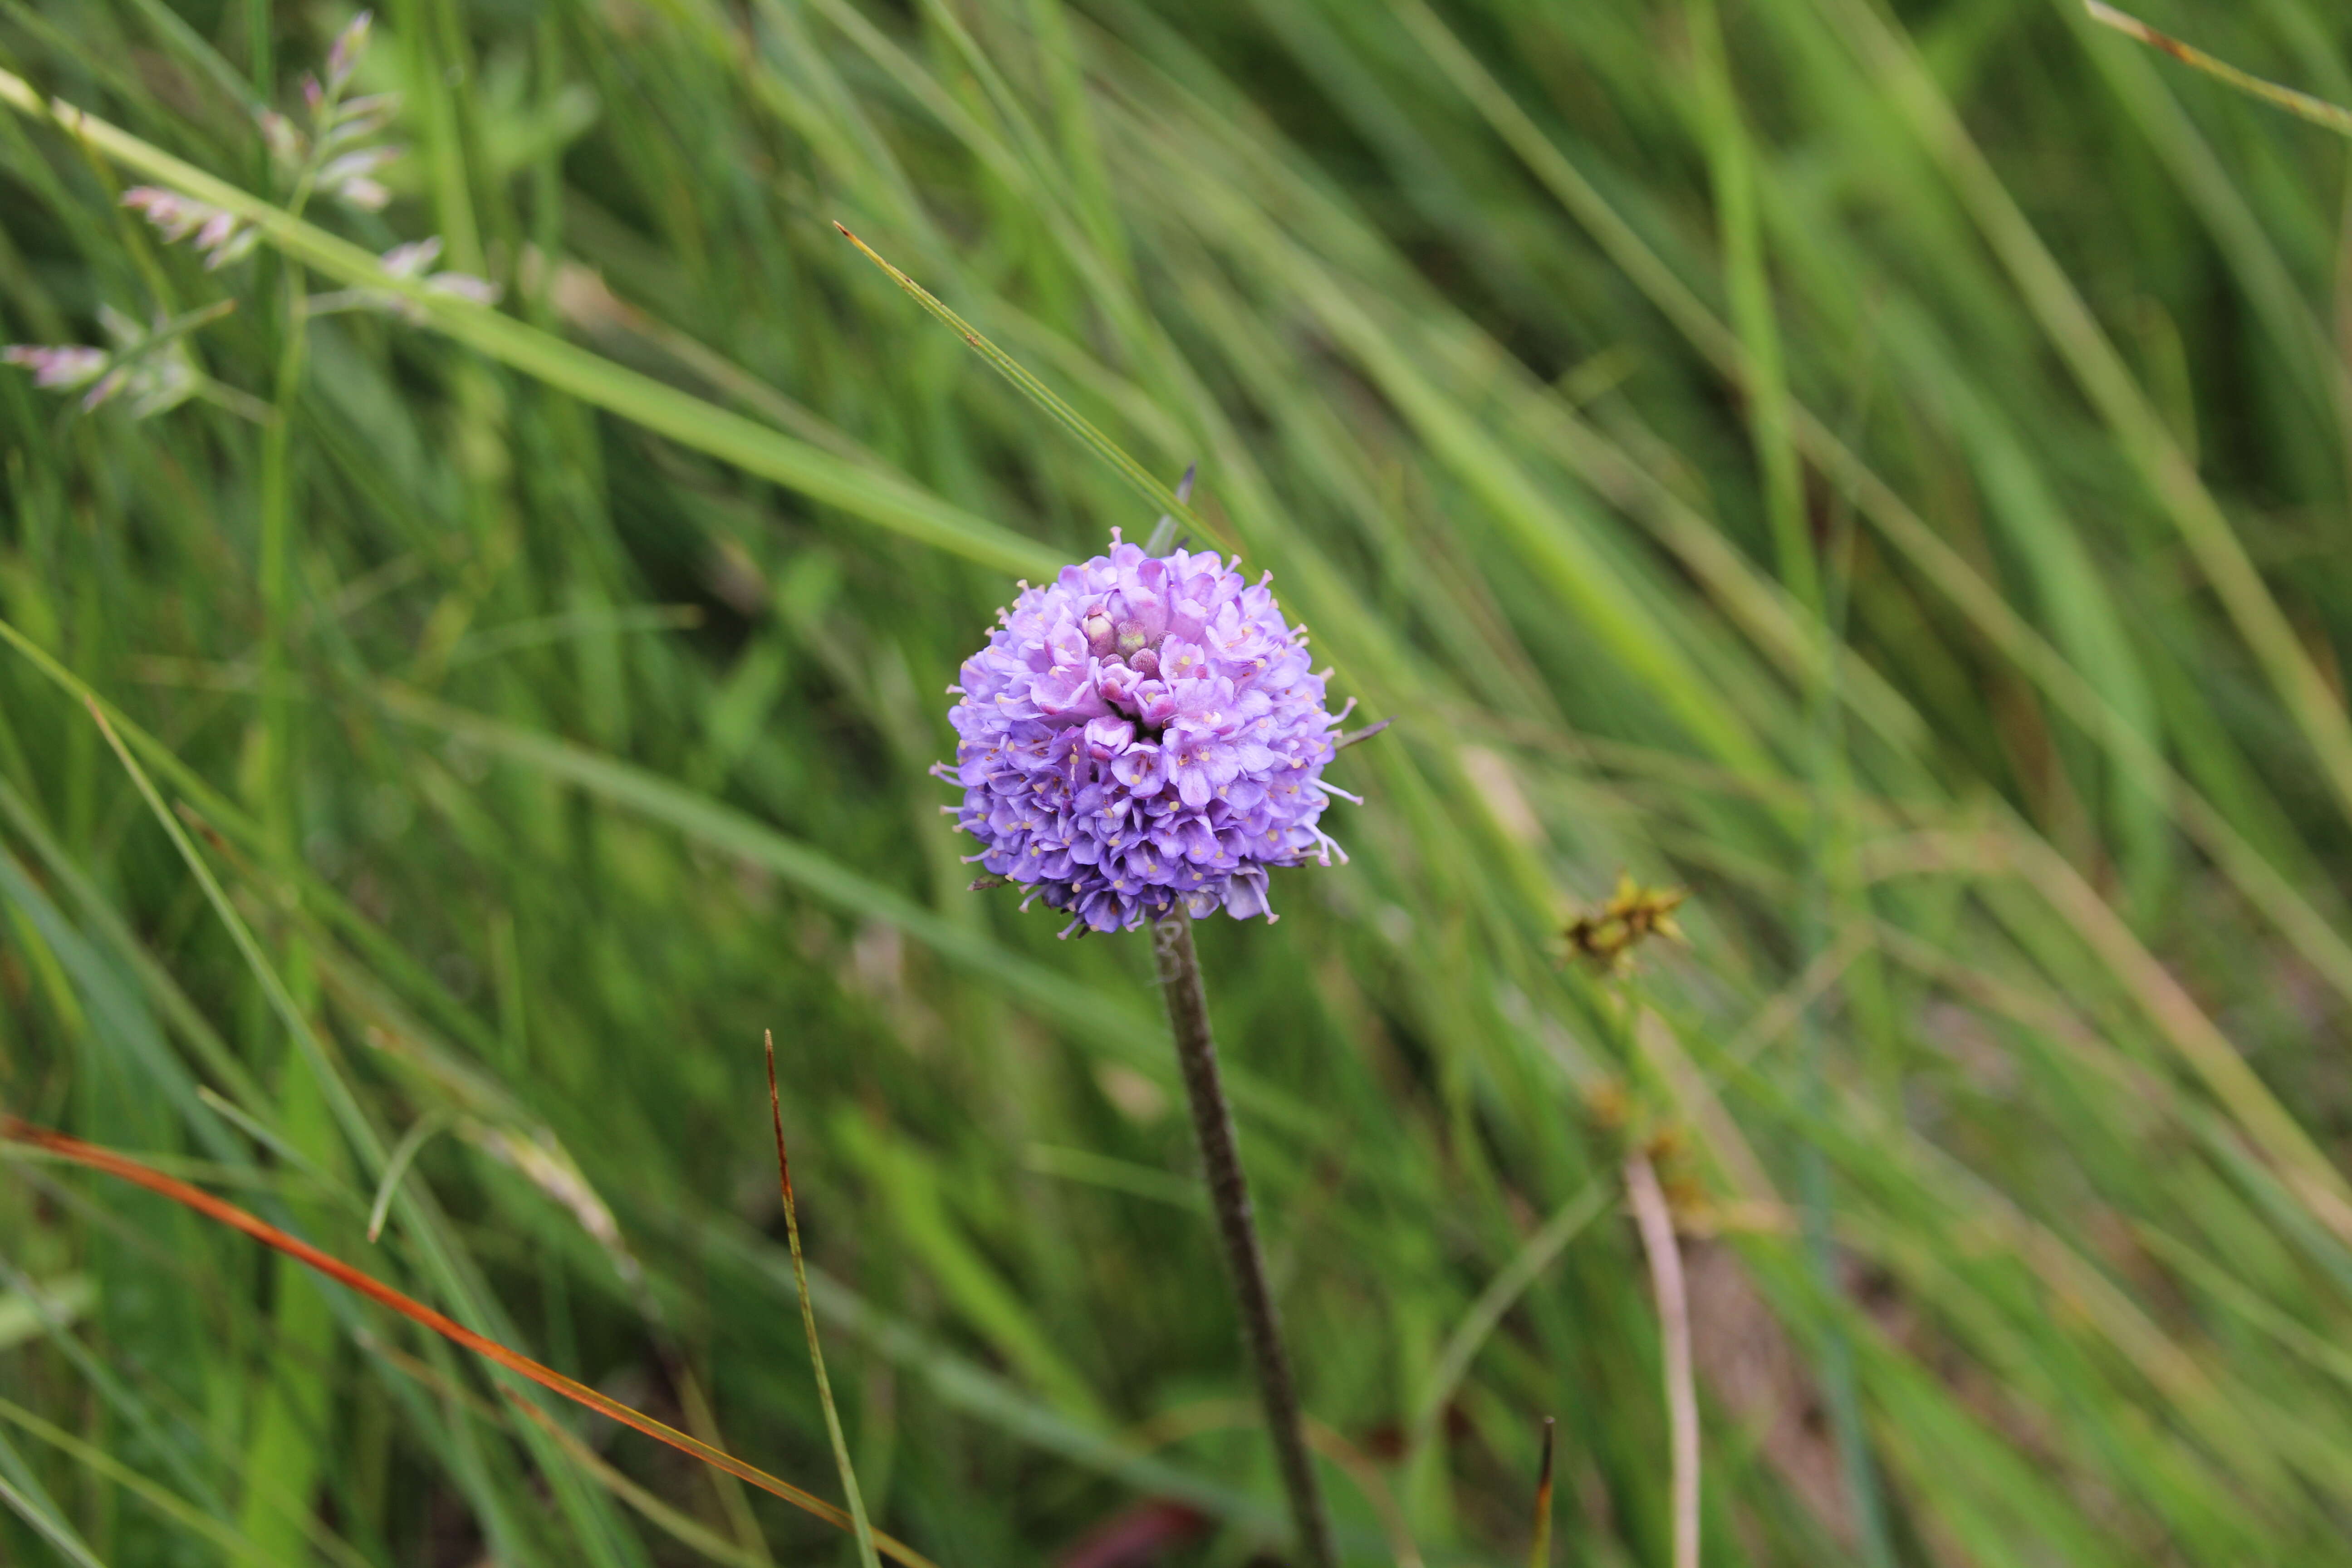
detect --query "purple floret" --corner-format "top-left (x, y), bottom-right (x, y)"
top-left (936, 535), bottom-right (1355, 936)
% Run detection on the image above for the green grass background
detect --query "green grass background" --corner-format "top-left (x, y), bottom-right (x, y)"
top-left (5, 0), bottom-right (2352, 1562)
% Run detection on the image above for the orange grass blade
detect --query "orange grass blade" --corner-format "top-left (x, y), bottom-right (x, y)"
top-left (1528, 1416), bottom-right (1556, 1568)
top-left (0, 1116), bottom-right (941, 1568)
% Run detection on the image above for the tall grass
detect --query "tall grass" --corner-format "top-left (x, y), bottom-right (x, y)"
top-left (3, 0), bottom-right (2352, 1563)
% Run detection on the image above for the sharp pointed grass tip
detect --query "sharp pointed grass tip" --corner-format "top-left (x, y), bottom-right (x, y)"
top-left (940, 532), bottom-right (1354, 936)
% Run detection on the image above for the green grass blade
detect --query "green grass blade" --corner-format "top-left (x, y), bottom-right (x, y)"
top-left (0, 67), bottom-right (1057, 581)
top-left (831, 223), bottom-right (1224, 549)
top-left (766, 1034), bottom-right (883, 1568)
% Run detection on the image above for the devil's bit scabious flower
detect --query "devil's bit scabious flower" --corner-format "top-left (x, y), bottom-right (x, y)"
top-left (939, 536), bottom-right (1354, 936)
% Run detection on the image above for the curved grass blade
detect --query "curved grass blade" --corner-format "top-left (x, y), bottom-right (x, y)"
top-left (0, 1394), bottom-right (265, 1567)
top-left (367, 1112), bottom-right (450, 1244)
top-left (500, 1392), bottom-right (771, 1568)
top-left (357, 1333), bottom-right (773, 1568)
top-left (0, 1117), bottom-right (943, 1568)
top-left (1405, 1179), bottom-right (1607, 1465)
top-left (0, 68), bottom-right (1054, 582)
top-left (1386, 0), bottom-right (2352, 1009)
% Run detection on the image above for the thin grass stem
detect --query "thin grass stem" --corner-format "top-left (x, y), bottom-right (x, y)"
top-left (0, 1469), bottom-right (106, 1568)
top-left (765, 1031), bottom-right (883, 1568)
top-left (1406, 1179), bottom-right (1607, 1465)
top-left (831, 224), bottom-right (1239, 555)
top-left (366, 1112), bottom-right (449, 1244)
top-left (1150, 911), bottom-right (1336, 1568)
top-left (1625, 1149), bottom-right (1698, 1568)
top-left (2083, 4), bottom-right (2352, 137)
top-left (1527, 1416), bottom-right (1556, 1568)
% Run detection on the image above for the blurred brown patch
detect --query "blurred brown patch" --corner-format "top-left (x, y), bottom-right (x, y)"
top-left (1682, 1240), bottom-right (1854, 1548)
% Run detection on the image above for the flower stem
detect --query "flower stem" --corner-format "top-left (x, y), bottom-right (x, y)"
top-left (1151, 911), bottom-right (1337, 1568)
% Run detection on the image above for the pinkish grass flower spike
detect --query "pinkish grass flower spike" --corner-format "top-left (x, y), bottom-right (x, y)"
top-left (936, 472), bottom-right (1357, 939)
top-left (273, 12), bottom-right (403, 213)
top-left (123, 13), bottom-right (396, 277)
top-left (5, 302), bottom-right (267, 421)
top-left (9, 14), bottom-right (484, 423)
top-left (122, 11), bottom-right (493, 317)
top-left (120, 188), bottom-right (261, 269)
top-left (2, 346), bottom-right (108, 395)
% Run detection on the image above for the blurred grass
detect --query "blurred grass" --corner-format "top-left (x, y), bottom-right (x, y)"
top-left (3, 0), bottom-right (2352, 1563)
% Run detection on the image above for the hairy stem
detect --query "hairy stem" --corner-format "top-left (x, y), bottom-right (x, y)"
top-left (1152, 911), bottom-right (1336, 1568)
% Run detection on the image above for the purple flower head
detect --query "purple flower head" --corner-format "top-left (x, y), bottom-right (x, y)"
top-left (937, 535), bottom-right (1356, 937)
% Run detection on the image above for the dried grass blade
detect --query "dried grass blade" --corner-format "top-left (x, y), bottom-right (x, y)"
top-left (2083, 4), bottom-right (2352, 137)
top-left (1528, 1416), bottom-right (1556, 1568)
